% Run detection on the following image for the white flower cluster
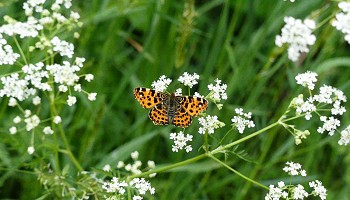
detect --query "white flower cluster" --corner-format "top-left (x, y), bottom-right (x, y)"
top-left (231, 108), bottom-right (255, 134)
top-left (151, 75), bottom-right (172, 92)
top-left (295, 71), bottom-right (318, 90)
top-left (0, 0), bottom-right (95, 106)
top-left (282, 161), bottom-right (307, 176)
top-left (114, 151), bottom-right (156, 176)
top-left (198, 115), bottom-right (225, 134)
top-left (275, 16), bottom-right (316, 62)
top-left (208, 78), bottom-right (227, 102)
top-left (292, 71), bottom-right (349, 142)
top-left (332, 2), bottom-right (350, 44)
top-left (102, 177), bottom-right (128, 194)
top-left (265, 162), bottom-right (327, 200)
top-left (338, 125), bottom-right (350, 145)
top-left (170, 131), bottom-right (193, 152)
top-left (102, 152), bottom-right (156, 200)
top-left (178, 72), bottom-right (200, 88)
top-left (129, 178), bottom-right (156, 197)
top-left (0, 34), bottom-right (20, 65)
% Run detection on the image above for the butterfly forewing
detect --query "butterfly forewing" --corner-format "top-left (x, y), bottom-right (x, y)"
top-left (134, 87), bottom-right (166, 108)
top-left (177, 96), bottom-right (208, 116)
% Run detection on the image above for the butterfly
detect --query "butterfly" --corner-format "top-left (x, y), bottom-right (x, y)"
top-left (134, 87), bottom-right (208, 128)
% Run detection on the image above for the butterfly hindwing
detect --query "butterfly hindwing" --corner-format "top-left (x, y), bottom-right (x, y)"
top-left (172, 107), bottom-right (192, 128)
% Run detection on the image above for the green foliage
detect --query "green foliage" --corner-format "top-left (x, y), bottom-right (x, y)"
top-left (1, 0), bottom-right (350, 199)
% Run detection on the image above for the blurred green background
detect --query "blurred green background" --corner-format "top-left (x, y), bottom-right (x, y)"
top-left (1, 0), bottom-right (350, 199)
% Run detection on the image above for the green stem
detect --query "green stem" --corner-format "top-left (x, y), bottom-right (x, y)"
top-left (58, 149), bottom-right (83, 171)
top-left (208, 154), bottom-right (269, 190)
top-left (128, 154), bottom-right (207, 180)
top-left (13, 36), bottom-right (28, 65)
top-left (211, 121), bottom-right (280, 154)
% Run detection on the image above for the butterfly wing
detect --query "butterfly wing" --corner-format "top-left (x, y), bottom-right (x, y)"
top-left (134, 87), bottom-right (165, 108)
top-left (172, 107), bottom-right (192, 128)
top-left (149, 104), bottom-right (169, 125)
top-left (177, 96), bottom-right (208, 117)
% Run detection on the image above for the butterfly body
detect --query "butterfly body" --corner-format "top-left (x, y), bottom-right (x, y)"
top-left (134, 87), bottom-right (208, 128)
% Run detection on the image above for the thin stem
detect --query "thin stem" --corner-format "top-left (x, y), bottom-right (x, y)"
top-left (208, 154), bottom-right (269, 190)
top-left (58, 149), bottom-right (83, 171)
top-left (211, 121), bottom-right (280, 154)
top-left (13, 36), bottom-right (28, 65)
top-left (127, 154), bottom-right (207, 180)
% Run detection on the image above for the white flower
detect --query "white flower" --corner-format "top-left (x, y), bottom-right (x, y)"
top-left (24, 114), bottom-right (40, 131)
top-left (332, 2), bottom-right (350, 44)
top-left (0, 73), bottom-right (36, 101)
top-left (102, 177), bottom-right (128, 194)
top-left (50, 36), bottom-right (74, 58)
top-left (58, 85), bottom-right (68, 92)
top-left (117, 161), bottom-right (125, 168)
top-left (293, 95), bottom-right (316, 120)
top-left (231, 108), bottom-right (255, 133)
top-left (27, 146), bottom-right (35, 154)
top-left (13, 116), bottom-right (21, 123)
top-left (317, 116), bottom-right (340, 136)
top-left (53, 116), bottom-right (62, 124)
top-left (309, 180), bottom-right (327, 200)
top-left (283, 161), bottom-right (307, 176)
top-left (174, 88), bottom-right (182, 96)
top-left (208, 78), bottom-right (227, 102)
top-left (275, 16), bottom-right (316, 62)
top-left (131, 151), bottom-right (139, 160)
top-left (85, 74), bottom-right (94, 82)
top-left (9, 126), bottom-right (17, 134)
top-left (32, 96), bottom-right (41, 105)
top-left (198, 115), bottom-right (225, 134)
top-left (74, 84), bottom-right (81, 92)
top-left (295, 71), bottom-right (318, 90)
top-left (43, 126), bottom-right (54, 134)
top-left (129, 178), bottom-right (155, 196)
top-left (293, 184), bottom-right (308, 199)
top-left (22, 62), bottom-right (51, 91)
top-left (0, 34), bottom-right (20, 65)
top-left (178, 72), bottom-right (200, 88)
top-left (8, 98), bottom-right (17, 107)
top-left (0, 16), bottom-right (43, 38)
top-left (103, 164), bottom-right (111, 172)
top-left (147, 160), bottom-right (155, 169)
top-left (169, 131), bottom-right (193, 152)
top-left (338, 125), bottom-right (350, 145)
top-left (151, 75), bottom-right (172, 92)
top-left (265, 184), bottom-right (288, 200)
top-left (67, 95), bottom-right (77, 106)
top-left (88, 93), bottom-right (97, 101)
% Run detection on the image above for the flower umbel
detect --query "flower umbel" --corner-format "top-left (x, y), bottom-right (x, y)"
top-left (332, 2), bottom-right (350, 44)
top-left (178, 72), bottom-right (200, 88)
top-left (170, 131), bottom-right (193, 152)
top-left (265, 162), bottom-right (327, 200)
top-left (231, 108), bottom-right (255, 134)
top-left (207, 78), bottom-right (227, 102)
top-left (151, 75), bottom-right (172, 92)
top-left (198, 115), bottom-right (225, 135)
top-left (275, 16), bottom-right (316, 62)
